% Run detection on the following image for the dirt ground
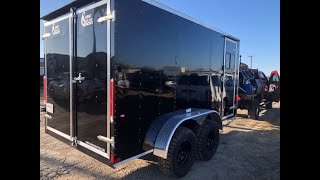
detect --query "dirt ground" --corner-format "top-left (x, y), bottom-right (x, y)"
top-left (40, 99), bottom-right (280, 180)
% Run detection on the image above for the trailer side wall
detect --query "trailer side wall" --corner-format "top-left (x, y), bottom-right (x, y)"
top-left (112, 0), bottom-right (227, 161)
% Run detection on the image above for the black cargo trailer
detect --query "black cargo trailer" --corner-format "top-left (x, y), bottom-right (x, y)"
top-left (41, 0), bottom-right (240, 177)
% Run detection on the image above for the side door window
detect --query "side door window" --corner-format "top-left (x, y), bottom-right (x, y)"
top-left (225, 53), bottom-right (235, 71)
top-left (259, 71), bottom-right (268, 84)
top-left (271, 74), bottom-right (279, 84)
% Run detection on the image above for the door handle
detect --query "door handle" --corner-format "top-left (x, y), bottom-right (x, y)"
top-left (74, 73), bottom-right (85, 83)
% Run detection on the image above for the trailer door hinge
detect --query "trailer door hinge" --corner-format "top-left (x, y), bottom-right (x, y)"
top-left (42, 33), bottom-right (51, 39)
top-left (97, 135), bottom-right (114, 147)
top-left (72, 137), bottom-right (77, 146)
top-left (97, 11), bottom-right (115, 22)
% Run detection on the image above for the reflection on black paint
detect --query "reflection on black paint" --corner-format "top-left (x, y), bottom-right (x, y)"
top-left (114, 1), bottom-right (224, 72)
top-left (45, 18), bottom-right (70, 136)
top-left (176, 73), bottom-right (222, 111)
top-left (113, 0), bottom-right (229, 160)
top-left (75, 4), bottom-right (108, 151)
top-left (47, 72), bottom-right (70, 101)
top-left (44, 0), bottom-right (240, 163)
top-left (224, 76), bottom-right (235, 105)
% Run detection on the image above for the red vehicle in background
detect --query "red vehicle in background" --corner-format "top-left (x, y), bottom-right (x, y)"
top-left (248, 69), bottom-right (280, 109)
top-left (237, 65), bottom-right (280, 120)
top-left (268, 70), bottom-right (280, 103)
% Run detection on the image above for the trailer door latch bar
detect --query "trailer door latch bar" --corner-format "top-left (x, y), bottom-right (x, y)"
top-left (44, 114), bottom-right (52, 119)
top-left (97, 11), bottom-right (115, 23)
top-left (97, 136), bottom-right (115, 147)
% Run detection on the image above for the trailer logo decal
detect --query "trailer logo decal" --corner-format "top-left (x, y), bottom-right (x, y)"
top-left (81, 12), bottom-right (93, 27)
top-left (51, 23), bottom-right (60, 35)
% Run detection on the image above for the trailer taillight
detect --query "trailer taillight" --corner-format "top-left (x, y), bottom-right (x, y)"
top-left (236, 95), bottom-right (241, 102)
top-left (110, 79), bottom-right (114, 121)
top-left (110, 154), bottom-right (121, 164)
top-left (43, 76), bottom-right (47, 104)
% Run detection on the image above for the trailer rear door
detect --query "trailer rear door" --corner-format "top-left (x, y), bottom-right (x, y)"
top-left (44, 14), bottom-right (73, 141)
top-left (43, 0), bottom-right (111, 159)
top-left (73, 2), bottom-right (110, 158)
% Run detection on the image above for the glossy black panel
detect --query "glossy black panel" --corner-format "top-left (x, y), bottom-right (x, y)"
top-left (45, 18), bottom-right (70, 136)
top-left (224, 76), bottom-right (235, 115)
top-left (113, 0), bottom-right (228, 160)
top-left (75, 4), bottom-right (108, 151)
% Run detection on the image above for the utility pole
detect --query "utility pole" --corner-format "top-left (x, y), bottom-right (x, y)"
top-left (248, 55), bottom-right (253, 68)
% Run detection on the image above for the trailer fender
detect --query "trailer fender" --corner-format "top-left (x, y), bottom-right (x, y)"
top-left (146, 108), bottom-right (220, 159)
top-left (207, 112), bottom-right (223, 130)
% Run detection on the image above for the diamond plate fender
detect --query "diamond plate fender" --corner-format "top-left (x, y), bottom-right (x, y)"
top-left (152, 108), bottom-right (220, 159)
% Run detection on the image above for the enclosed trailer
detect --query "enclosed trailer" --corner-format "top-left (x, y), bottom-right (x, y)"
top-left (41, 0), bottom-right (240, 177)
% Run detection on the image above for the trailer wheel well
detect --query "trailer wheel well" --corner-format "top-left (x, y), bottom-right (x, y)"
top-left (180, 120), bottom-right (200, 134)
top-left (179, 112), bottom-right (222, 131)
top-left (206, 113), bottom-right (222, 130)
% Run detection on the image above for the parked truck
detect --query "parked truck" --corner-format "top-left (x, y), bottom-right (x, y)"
top-left (237, 64), bottom-right (280, 119)
top-left (41, 0), bottom-right (240, 177)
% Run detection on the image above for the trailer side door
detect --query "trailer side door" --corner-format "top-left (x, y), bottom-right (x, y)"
top-left (222, 38), bottom-right (239, 119)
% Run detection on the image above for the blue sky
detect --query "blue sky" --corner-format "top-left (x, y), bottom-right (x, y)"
top-left (40, 0), bottom-right (279, 75)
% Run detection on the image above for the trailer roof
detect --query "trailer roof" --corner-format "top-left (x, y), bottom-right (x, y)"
top-left (40, 0), bottom-right (98, 20)
top-left (41, 0), bottom-right (239, 41)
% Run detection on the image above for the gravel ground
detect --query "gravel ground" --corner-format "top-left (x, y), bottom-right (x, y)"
top-left (40, 101), bottom-right (280, 180)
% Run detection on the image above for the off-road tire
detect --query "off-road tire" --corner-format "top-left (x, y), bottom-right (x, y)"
top-left (158, 127), bottom-right (196, 177)
top-left (194, 120), bottom-right (220, 161)
top-left (248, 99), bottom-right (260, 120)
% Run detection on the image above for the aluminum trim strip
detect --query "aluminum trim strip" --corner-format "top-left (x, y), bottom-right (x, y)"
top-left (222, 113), bottom-right (235, 120)
top-left (76, 0), bottom-right (108, 14)
top-left (42, 20), bottom-right (48, 130)
top-left (47, 126), bottom-right (71, 140)
top-left (77, 140), bottom-right (110, 159)
top-left (106, 0), bottom-right (111, 158)
top-left (69, 15), bottom-right (74, 140)
top-left (113, 150), bottom-right (153, 167)
top-left (44, 14), bottom-right (71, 26)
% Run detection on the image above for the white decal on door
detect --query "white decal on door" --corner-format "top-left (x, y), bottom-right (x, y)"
top-left (81, 12), bottom-right (93, 27)
top-left (85, 141), bottom-right (105, 152)
top-left (52, 23), bottom-right (60, 35)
